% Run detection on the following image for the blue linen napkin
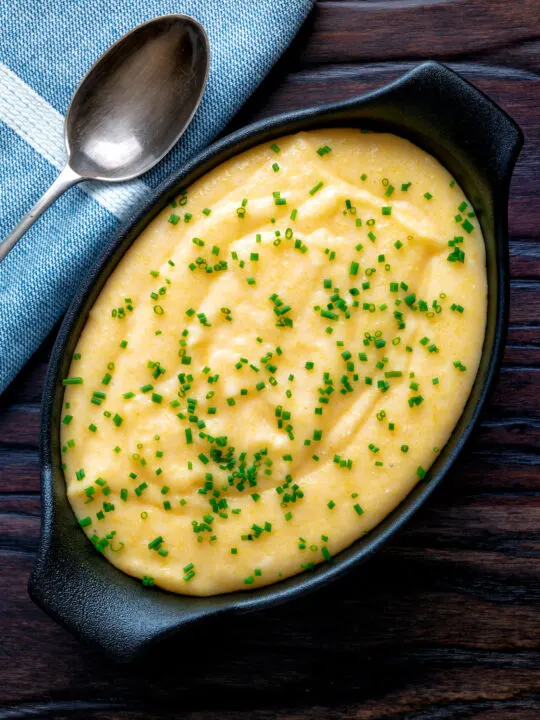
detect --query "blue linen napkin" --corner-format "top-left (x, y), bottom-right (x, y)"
top-left (0, 0), bottom-right (313, 394)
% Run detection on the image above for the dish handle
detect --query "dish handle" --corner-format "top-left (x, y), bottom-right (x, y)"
top-left (341, 61), bottom-right (524, 211)
top-left (28, 466), bottom-right (212, 662)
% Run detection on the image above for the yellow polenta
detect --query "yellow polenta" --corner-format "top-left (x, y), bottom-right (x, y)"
top-left (61, 129), bottom-right (486, 596)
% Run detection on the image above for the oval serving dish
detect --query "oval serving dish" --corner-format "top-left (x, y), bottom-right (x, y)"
top-left (31, 62), bottom-right (523, 662)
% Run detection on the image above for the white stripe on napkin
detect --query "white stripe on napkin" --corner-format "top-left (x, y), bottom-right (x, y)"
top-left (0, 63), bottom-right (150, 220)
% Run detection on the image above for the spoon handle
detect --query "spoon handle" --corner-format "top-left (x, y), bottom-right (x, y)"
top-left (0, 165), bottom-right (82, 262)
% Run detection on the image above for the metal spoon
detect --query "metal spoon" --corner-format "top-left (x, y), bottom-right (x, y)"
top-left (0, 14), bottom-right (209, 261)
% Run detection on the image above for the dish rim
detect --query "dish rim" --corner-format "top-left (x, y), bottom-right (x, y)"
top-left (31, 60), bottom-right (524, 660)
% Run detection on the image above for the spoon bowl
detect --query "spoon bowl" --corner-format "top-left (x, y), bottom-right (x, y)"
top-left (0, 14), bottom-right (209, 261)
top-left (67, 15), bottom-right (210, 181)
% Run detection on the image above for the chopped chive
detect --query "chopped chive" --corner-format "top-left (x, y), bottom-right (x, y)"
top-left (148, 536), bottom-right (163, 550)
top-left (317, 145), bottom-right (332, 156)
top-left (404, 293), bottom-right (416, 306)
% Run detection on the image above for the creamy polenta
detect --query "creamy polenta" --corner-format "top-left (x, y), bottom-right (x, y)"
top-left (61, 130), bottom-right (486, 596)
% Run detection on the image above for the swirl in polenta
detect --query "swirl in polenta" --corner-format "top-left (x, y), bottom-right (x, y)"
top-left (61, 129), bottom-right (487, 595)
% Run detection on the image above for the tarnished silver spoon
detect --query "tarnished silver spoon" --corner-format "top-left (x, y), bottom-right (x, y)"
top-left (0, 14), bottom-right (209, 261)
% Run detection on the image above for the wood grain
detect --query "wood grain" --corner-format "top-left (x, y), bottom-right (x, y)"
top-left (1, 0), bottom-right (539, 717)
top-left (302, 0), bottom-right (540, 65)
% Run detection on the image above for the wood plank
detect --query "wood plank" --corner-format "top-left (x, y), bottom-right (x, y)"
top-left (0, 358), bottom-right (47, 406)
top-left (510, 282), bottom-right (540, 326)
top-left (456, 454), bottom-right (539, 494)
top-left (490, 368), bottom-right (540, 418)
top-left (510, 240), bottom-right (540, 280)
top-left (0, 514), bottom-right (39, 555)
top-left (474, 39), bottom-right (540, 76)
top-left (0, 552), bottom-right (538, 713)
top-left (0, 405), bottom-right (40, 446)
top-left (504, 327), bottom-right (540, 367)
top-left (0, 449), bottom-right (40, 493)
top-left (0, 494), bottom-right (40, 515)
top-left (1, 0), bottom-right (539, 714)
top-left (476, 417), bottom-right (540, 454)
top-left (301, 0), bottom-right (540, 65)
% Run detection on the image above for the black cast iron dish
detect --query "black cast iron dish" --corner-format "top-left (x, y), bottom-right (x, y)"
top-left (31, 62), bottom-right (523, 662)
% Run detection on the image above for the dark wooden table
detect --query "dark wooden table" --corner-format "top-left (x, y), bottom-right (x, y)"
top-left (1, 1), bottom-right (539, 717)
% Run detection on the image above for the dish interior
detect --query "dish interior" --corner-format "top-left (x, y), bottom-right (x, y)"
top-left (61, 128), bottom-right (487, 596)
